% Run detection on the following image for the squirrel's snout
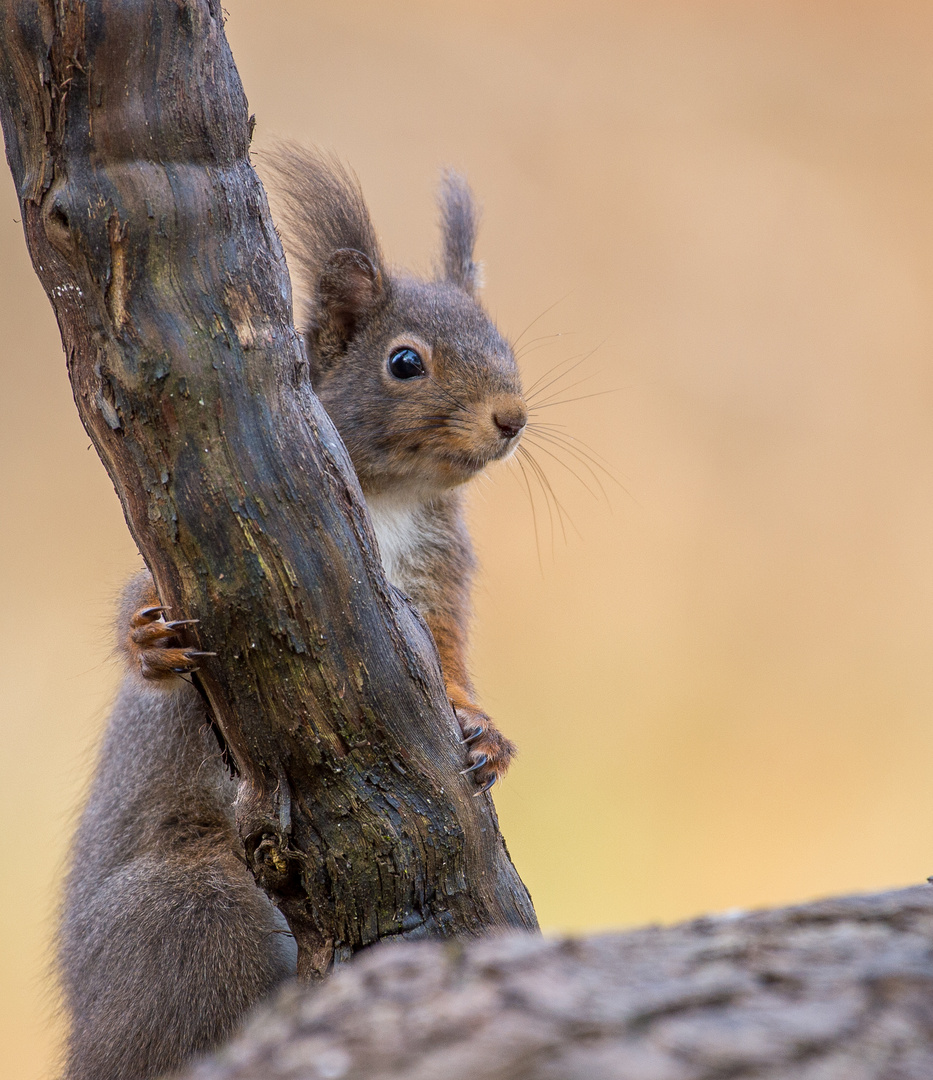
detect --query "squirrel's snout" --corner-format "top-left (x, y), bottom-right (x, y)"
top-left (493, 405), bottom-right (527, 440)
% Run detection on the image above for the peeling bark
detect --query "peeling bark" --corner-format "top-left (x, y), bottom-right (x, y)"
top-left (0, 0), bottom-right (536, 978)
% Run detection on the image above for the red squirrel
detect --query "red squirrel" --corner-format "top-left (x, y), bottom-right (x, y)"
top-left (59, 148), bottom-right (526, 1080)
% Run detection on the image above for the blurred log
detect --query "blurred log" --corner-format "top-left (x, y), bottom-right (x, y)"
top-left (182, 885), bottom-right (933, 1080)
top-left (0, 0), bottom-right (536, 979)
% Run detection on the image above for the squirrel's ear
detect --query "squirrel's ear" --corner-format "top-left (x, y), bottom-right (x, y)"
top-left (438, 171), bottom-right (480, 297)
top-left (316, 247), bottom-right (383, 343)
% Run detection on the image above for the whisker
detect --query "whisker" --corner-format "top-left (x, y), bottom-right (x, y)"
top-left (388, 416), bottom-right (459, 433)
top-left (391, 415), bottom-right (474, 435)
top-left (472, 469), bottom-right (494, 506)
top-left (533, 447), bottom-right (581, 545)
top-left (516, 330), bottom-right (573, 356)
top-left (528, 370), bottom-right (606, 408)
top-left (511, 294), bottom-right (571, 350)
top-left (525, 427), bottom-right (626, 493)
top-left (527, 420), bottom-right (573, 433)
top-left (526, 342), bottom-right (605, 405)
top-left (516, 341), bottom-right (568, 363)
top-left (518, 445), bottom-right (558, 556)
top-left (510, 453), bottom-right (544, 573)
top-left (531, 422), bottom-right (618, 464)
top-left (520, 444), bottom-right (580, 547)
top-left (523, 433), bottom-right (606, 503)
top-left (529, 387), bottom-right (623, 411)
top-left (523, 344), bottom-right (592, 392)
top-left (391, 428), bottom-right (448, 436)
top-left (515, 333), bottom-right (576, 362)
top-left (429, 418), bottom-right (473, 430)
top-left (427, 377), bottom-right (471, 416)
top-left (525, 353), bottom-right (593, 404)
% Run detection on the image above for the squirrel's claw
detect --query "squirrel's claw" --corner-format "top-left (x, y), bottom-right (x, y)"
top-left (127, 594), bottom-right (213, 684)
top-left (141, 647), bottom-right (214, 679)
top-left (452, 703), bottom-right (516, 791)
top-left (473, 775), bottom-right (497, 796)
top-left (135, 605), bottom-right (169, 623)
top-left (173, 650), bottom-right (218, 673)
top-left (460, 754), bottom-right (488, 776)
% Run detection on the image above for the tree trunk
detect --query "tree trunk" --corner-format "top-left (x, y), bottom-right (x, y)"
top-left (181, 884), bottom-right (933, 1080)
top-left (0, 0), bottom-right (536, 980)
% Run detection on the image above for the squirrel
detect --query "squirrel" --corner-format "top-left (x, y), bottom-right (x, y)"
top-left (59, 147), bottom-right (527, 1080)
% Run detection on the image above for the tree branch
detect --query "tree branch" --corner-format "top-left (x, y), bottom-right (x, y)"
top-left (0, 0), bottom-right (536, 978)
top-left (182, 885), bottom-right (933, 1079)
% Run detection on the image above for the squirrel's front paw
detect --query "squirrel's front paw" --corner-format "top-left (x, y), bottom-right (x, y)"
top-left (454, 705), bottom-right (516, 794)
top-left (128, 605), bottom-right (216, 682)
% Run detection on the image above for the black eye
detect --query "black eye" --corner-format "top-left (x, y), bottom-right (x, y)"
top-left (388, 346), bottom-right (425, 380)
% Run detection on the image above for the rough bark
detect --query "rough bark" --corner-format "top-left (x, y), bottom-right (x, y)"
top-left (180, 884), bottom-right (933, 1080)
top-left (0, 0), bottom-right (536, 979)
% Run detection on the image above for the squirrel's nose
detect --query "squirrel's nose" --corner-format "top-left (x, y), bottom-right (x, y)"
top-left (493, 406), bottom-right (527, 440)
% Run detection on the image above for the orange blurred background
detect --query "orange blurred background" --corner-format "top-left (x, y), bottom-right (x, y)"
top-left (5, 2), bottom-right (933, 1075)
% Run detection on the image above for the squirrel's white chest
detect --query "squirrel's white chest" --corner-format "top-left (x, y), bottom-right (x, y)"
top-left (366, 494), bottom-right (423, 592)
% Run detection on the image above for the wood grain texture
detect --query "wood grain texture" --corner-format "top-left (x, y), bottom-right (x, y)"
top-left (0, 0), bottom-right (536, 979)
top-left (182, 885), bottom-right (933, 1080)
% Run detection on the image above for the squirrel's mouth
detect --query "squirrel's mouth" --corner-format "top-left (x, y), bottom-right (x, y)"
top-left (491, 433), bottom-right (523, 462)
top-left (441, 433), bottom-right (523, 478)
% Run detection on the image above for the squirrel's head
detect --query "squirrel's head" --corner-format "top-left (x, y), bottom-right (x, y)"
top-left (270, 148), bottom-right (526, 498)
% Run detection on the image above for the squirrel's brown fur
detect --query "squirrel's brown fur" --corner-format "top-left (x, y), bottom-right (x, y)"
top-left (60, 147), bottom-right (526, 1080)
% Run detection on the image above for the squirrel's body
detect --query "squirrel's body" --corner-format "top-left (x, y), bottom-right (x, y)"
top-left (61, 149), bottom-right (525, 1080)
top-left (61, 655), bottom-right (297, 1080)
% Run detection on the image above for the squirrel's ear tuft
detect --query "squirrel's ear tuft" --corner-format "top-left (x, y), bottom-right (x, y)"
top-left (317, 247), bottom-right (382, 342)
top-left (266, 143), bottom-right (385, 315)
top-left (438, 171), bottom-right (480, 297)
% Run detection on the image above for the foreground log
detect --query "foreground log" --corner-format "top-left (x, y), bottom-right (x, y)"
top-left (182, 884), bottom-right (933, 1080)
top-left (0, 0), bottom-right (535, 978)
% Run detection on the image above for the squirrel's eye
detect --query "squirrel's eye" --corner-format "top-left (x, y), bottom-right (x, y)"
top-left (388, 346), bottom-right (425, 380)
